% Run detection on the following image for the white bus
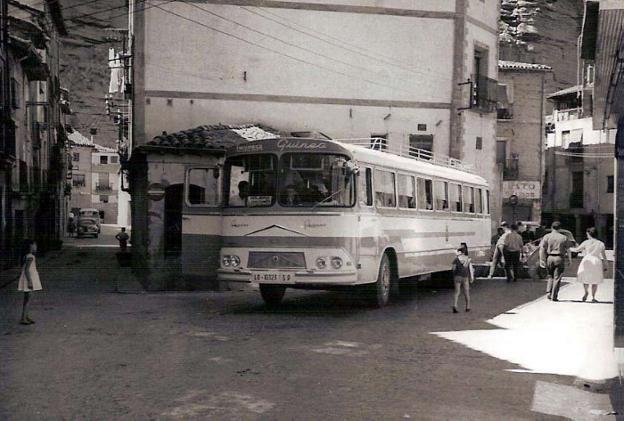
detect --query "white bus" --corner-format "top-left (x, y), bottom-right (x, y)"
top-left (214, 137), bottom-right (491, 307)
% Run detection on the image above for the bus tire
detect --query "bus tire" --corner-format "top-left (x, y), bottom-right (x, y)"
top-left (368, 253), bottom-right (392, 307)
top-left (259, 284), bottom-right (286, 308)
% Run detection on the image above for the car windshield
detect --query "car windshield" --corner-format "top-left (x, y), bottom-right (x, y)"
top-left (278, 154), bottom-right (355, 207)
top-left (225, 154), bottom-right (277, 207)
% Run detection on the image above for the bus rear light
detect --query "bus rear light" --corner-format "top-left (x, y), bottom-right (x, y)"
top-left (222, 256), bottom-right (231, 267)
top-left (230, 255), bottom-right (241, 267)
top-left (222, 255), bottom-right (241, 267)
top-left (315, 257), bottom-right (327, 269)
top-left (331, 257), bottom-right (343, 269)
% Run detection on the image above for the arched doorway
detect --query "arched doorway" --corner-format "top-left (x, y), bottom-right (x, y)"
top-left (164, 184), bottom-right (183, 256)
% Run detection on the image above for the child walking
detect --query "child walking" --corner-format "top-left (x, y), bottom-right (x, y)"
top-left (18, 240), bottom-right (42, 325)
top-left (451, 247), bottom-right (474, 313)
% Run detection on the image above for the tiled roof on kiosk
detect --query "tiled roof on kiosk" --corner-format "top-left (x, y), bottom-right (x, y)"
top-left (146, 124), bottom-right (279, 150)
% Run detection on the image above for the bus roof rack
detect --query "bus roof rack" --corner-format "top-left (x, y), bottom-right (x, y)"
top-left (333, 138), bottom-right (476, 174)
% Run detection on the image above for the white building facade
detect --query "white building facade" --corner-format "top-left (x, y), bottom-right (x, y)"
top-left (129, 0), bottom-right (502, 229)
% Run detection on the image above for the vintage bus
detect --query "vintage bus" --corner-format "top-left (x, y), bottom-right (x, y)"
top-left (212, 137), bottom-right (491, 307)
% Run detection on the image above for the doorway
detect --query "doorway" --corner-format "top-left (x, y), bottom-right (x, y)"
top-left (164, 184), bottom-right (183, 256)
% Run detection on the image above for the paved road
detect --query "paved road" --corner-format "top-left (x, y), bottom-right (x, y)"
top-left (0, 234), bottom-right (619, 420)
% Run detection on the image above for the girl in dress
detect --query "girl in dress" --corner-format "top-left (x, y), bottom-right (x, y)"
top-left (570, 227), bottom-right (608, 302)
top-left (18, 240), bottom-right (42, 325)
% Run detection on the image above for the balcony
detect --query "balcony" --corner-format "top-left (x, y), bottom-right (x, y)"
top-left (94, 183), bottom-right (113, 193)
top-left (554, 108), bottom-right (582, 122)
top-left (497, 104), bottom-right (513, 120)
top-left (502, 158), bottom-right (519, 180)
top-left (472, 75), bottom-right (498, 113)
top-left (569, 192), bottom-right (583, 209)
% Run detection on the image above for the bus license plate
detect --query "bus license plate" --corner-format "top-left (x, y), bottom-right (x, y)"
top-left (252, 272), bottom-right (295, 283)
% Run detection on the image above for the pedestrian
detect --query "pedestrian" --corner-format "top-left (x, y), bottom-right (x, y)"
top-left (17, 239), bottom-right (42, 325)
top-left (115, 227), bottom-right (130, 252)
top-left (460, 242), bottom-right (469, 256)
top-left (451, 247), bottom-right (474, 313)
top-left (502, 224), bottom-right (524, 282)
top-left (539, 221), bottom-right (571, 301)
top-left (569, 227), bottom-right (608, 302)
top-left (488, 227), bottom-right (505, 278)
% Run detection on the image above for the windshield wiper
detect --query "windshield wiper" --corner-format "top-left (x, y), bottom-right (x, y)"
top-left (311, 187), bottom-right (346, 209)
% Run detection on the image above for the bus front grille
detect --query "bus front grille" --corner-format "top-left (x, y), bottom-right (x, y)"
top-left (248, 252), bottom-right (306, 269)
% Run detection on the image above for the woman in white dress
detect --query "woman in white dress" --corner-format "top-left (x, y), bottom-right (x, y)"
top-left (17, 240), bottom-right (42, 325)
top-left (570, 227), bottom-right (608, 302)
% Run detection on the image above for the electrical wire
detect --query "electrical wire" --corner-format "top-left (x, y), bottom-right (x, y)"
top-left (239, 6), bottom-right (446, 80)
top-left (152, 3), bottom-right (410, 94)
top-left (181, 1), bottom-right (428, 90)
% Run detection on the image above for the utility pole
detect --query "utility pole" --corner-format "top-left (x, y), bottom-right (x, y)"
top-left (615, 116), bottom-right (624, 347)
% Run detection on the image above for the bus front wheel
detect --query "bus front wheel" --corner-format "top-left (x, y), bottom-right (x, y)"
top-left (367, 254), bottom-right (392, 307)
top-left (259, 284), bottom-right (286, 308)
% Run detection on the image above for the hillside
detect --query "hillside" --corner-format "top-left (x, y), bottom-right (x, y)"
top-left (58, 1), bottom-right (584, 148)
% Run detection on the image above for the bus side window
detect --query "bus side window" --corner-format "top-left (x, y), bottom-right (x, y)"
top-left (187, 168), bottom-right (220, 206)
top-left (359, 168), bottom-right (373, 206)
top-left (475, 188), bottom-right (483, 213)
top-left (417, 178), bottom-right (433, 210)
top-left (463, 186), bottom-right (475, 213)
top-left (374, 169), bottom-right (396, 208)
top-left (398, 174), bottom-right (416, 209)
top-left (434, 180), bottom-right (449, 211)
top-left (486, 190), bottom-right (490, 214)
top-left (449, 183), bottom-right (462, 212)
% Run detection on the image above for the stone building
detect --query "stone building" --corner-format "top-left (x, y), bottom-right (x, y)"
top-left (68, 130), bottom-right (122, 224)
top-left (496, 60), bottom-right (551, 224)
top-left (542, 85), bottom-right (615, 247)
top-left (0, 0), bottom-right (69, 267)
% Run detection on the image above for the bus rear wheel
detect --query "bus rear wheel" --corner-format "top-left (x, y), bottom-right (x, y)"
top-left (259, 284), bottom-right (286, 308)
top-left (367, 253), bottom-right (392, 307)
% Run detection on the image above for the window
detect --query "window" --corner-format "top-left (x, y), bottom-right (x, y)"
top-left (485, 190), bottom-right (490, 214)
top-left (110, 156), bottom-right (118, 164)
top-left (187, 168), bottom-right (220, 206)
top-left (225, 154), bottom-right (277, 207)
top-left (497, 84), bottom-right (513, 119)
top-left (607, 176), bottom-right (614, 194)
top-left (100, 156), bottom-right (108, 165)
top-left (11, 78), bottom-right (20, 109)
top-left (397, 174), bottom-right (416, 209)
top-left (496, 140), bottom-right (506, 164)
top-left (475, 188), bottom-right (483, 213)
top-left (374, 169), bottom-right (396, 208)
top-left (100, 195), bottom-right (109, 203)
top-left (449, 183), bottom-right (462, 212)
top-left (409, 134), bottom-right (434, 159)
top-left (359, 168), bottom-right (373, 206)
top-left (279, 154), bottom-right (355, 207)
top-left (434, 180), bottom-right (449, 211)
top-left (72, 152), bottom-right (80, 162)
top-left (417, 178), bottom-right (433, 210)
top-left (72, 174), bottom-right (85, 188)
top-left (370, 134), bottom-right (387, 151)
top-left (417, 124), bottom-right (427, 131)
top-left (476, 137), bottom-right (483, 150)
top-left (463, 186), bottom-right (475, 213)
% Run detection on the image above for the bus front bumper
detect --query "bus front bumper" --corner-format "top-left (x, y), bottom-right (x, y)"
top-left (216, 269), bottom-right (361, 285)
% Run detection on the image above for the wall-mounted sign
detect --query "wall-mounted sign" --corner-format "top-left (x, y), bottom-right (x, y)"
top-left (502, 181), bottom-right (541, 200)
top-left (147, 183), bottom-right (166, 201)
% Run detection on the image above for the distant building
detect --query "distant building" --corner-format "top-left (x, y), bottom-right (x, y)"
top-left (497, 60), bottom-right (551, 224)
top-left (0, 0), bottom-right (69, 267)
top-left (68, 130), bottom-right (124, 225)
top-left (542, 85), bottom-right (615, 247)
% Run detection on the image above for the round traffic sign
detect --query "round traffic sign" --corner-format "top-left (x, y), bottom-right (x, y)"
top-left (147, 182), bottom-right (166, 201)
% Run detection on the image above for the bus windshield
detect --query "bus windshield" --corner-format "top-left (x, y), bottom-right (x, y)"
top-left (226, 154), bottom-right (277, 207)
top-left (278, 153), bottom-right (355, 207)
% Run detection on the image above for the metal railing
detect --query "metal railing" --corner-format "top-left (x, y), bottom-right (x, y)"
top-left (503, 158), bottom-right (519, 180)
top-left (569, 192), bottom-right (583, 209)
top-left (335, 138), bottom-right (475, 173)
top-left (554, 108), bottom-right (582, 121)
top-left (472, 75), bottom-right (498, 113)
top-left (94, 183), bottom-right (113, 192)
top-left (497, 104), bottom-right (513, 120)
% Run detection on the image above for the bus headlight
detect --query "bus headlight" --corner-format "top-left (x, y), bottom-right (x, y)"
top-left (222, 256), bottom-right (231, 267)
top-left (230, 255), bottom-right (241, 267)
top-left (331, 257), bottom-right (343, 269)
top-left (316, 257), bottom-right (327, 269)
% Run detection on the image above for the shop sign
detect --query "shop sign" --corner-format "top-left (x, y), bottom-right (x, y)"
top-left (502, 181), bottom-right (541, 199)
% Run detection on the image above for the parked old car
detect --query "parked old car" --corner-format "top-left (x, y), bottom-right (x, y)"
top-left (522, 228), bottom-right (578, 279)
top-left (77, 218), bottom-right (99, 238)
